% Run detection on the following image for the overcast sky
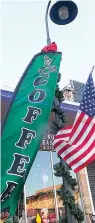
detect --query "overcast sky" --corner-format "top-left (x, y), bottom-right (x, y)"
top-left (1, 0), bottom-right (95, 92)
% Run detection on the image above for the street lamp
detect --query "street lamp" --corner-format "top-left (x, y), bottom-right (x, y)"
top-left (45, 1), bottom-right (78, 222)
top-left (45, 0), bottom-right (78, 44)
top-left (50, 0), bottom-right (78, 25)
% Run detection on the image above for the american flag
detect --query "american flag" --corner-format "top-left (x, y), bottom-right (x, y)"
top-left (53, 69), bottom-right (95, 173)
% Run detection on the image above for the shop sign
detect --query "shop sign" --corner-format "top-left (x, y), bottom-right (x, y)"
top-left (40, 133), bottom-right (55, 151)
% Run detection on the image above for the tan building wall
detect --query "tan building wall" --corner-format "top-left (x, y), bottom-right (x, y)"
top-left (79, 169), bottom-right (93, 214)
top-left (27, 194), bottom-right (63, 210)
top-left (26, 184), bottom-right (79, 211)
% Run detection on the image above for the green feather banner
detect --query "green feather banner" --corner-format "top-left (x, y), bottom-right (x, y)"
top-left (1, 50), bottom-right (61, 220)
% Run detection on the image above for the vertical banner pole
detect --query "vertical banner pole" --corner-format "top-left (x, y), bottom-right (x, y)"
top-left (24, 186), bottom-right (27, 223)
top-left (18, 201), bottom-right (19, 223)
top-left (50, 151), bottom-right (59, 223)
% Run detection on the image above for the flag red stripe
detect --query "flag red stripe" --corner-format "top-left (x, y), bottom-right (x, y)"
top-left (54, 115), bottom-right (94, 158)
top-left (55, 115), bottom-right (90, 154)
top-left (55, 133), bottom-right (71, 139)
top-left (68, 140), bottom-right (95, 167)
top-left (53, 71), bottom-right (95, 173)
top-left (69, 112), bottom-right (85, 139)
top-left (54, 140), bottom-right (65, 150)
top-left (57, 143), bottom-right (70, 156)
top-left (71, 116), bottom-right (92, 144)
top-left (55, 126), bottom-right (72, 137)
top-left (62, 124), bottom-right (95, 160)
top-left (58, 126), bottom-right (72, 130)
top-left (74, 153), bottom-right (95, 173)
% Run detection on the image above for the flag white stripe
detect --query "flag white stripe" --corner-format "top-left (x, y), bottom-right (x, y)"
top-left (53, 137), bottom-right (70, 144)
top-left (69, 113), bottom-right (88, 144)
top-left (57, 128), bottom-right (72, 135)
top-left (72, 147), bottom-right (95, 171)
top-left (66, 133), bottom-right (94, 164)
top-left (53, 73), bottom-right (95, 172)
top-left (56, 119), bottom-right (95, 157)
top-left (55, 141), bottom-right (67, 153)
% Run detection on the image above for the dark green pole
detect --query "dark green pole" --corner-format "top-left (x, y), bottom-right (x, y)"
top-left (60, 158), bottom-right (77, 223)
top-left (45, 0), bottom-right (51, 45)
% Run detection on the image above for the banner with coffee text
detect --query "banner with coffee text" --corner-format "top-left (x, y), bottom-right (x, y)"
top-left (1, 51), bottom-right (61, 220)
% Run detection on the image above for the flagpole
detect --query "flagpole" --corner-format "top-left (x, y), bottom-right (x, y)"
top-left (24, 186), bottom-right (27, 223)
top-left (50, 151), bottom-right (59, 223)
top-left (91, 65), bottom-right (95, 73)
